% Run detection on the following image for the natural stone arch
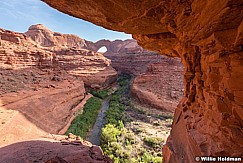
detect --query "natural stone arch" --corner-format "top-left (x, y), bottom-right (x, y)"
top-left (42, 1), bottom-right (243, 162)
top-left (97, 46), bottom-right (108, 53)
top-left (93, 39), bottom-right (112, 54)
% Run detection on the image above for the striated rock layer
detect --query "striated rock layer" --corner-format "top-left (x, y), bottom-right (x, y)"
top-left (0, 30), bottom-right (86, 145)
top-left (0, 26), bottom-right (117, 89)
top-left (87, 38), bottom-right (184, 112)
top-left (25, 24), bottom-right (87, 49)
top-left (42, 0), bottom-right (243, 162)
top-left (131, 57), bottom-right (183, 112)
top-left (88, 39), bottom-right (165, 75)
top-left (0, 26), bottom-right (117, 147)
top-left (54, 48), bottom-right (117, 89)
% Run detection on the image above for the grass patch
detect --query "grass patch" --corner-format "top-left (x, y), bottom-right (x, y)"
top-left (66, 97), bottom-right (102, 139)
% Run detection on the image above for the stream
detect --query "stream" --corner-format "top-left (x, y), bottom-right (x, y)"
top-left (87, 96), bottom-right (111, 145)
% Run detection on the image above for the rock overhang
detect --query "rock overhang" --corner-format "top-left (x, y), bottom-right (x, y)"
top-left (41, 0), bottom-right (243, 57)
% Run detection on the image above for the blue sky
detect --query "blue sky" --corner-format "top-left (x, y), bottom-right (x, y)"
top-left (0, 0), bottom-right (132, 42)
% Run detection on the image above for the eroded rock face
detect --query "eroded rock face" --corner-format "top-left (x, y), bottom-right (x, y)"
top-left (25, 24), bottom-right (87, 49)
top-left (0, 26), bottom-right (116, 148)
top-left (88, 38), bottom-right (184, 112)
top-left (0, 29), bottom-right (87, 145)
top-left (0, 137), bottom-right (112, 163)
top-left (42, 0), bottom-right (243, 162)
top-left (0, 28), bottom-right (55, 70)
top-left (88, 39), bottom-right (163, 75)
top-left (131, 57), bottom-right (184, 112)
top-left (55, 48), bottom-right (117, 89)
top-left (0, 26), bottom-right (117, 89)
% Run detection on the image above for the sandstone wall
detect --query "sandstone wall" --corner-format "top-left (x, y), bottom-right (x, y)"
top-left (0, 28), bottom-right (55, 69)
top-left (131, 57), bottom-right (184, 112)
top-left (87, 38), bottom-right (184, 112)
top-left (86, 39), bottom-right (163, 75)
top-left (55, 48), bottom-right (117, 88)
top-left (1, 26), bottom-right (117, 89)
top-left (105, 51), bottom-right (162, 75)
top-left (25, 24), bottom-right (87, 49)
top-left (42, 0), bottom-right (243, 162)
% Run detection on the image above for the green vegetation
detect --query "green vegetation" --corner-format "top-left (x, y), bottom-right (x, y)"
top-left (144, 137), bottom-right (164, 148)
top-left (66, 73), bottom-right (166, 163)
top-left (101, 74), bottom-right (163, 163)
top-left (89, 89), bottom-right (109, 99)
top-left (66, 97), bottom-right (102, 139)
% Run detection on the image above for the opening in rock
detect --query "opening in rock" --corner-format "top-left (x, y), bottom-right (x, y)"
top-left (97, 46), bottom-right (107, 53)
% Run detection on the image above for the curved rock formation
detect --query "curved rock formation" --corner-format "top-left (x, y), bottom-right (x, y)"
top-left (87, 39), bottom-right (143, 54)
top-left (42, 1), bottom-right (243, 162)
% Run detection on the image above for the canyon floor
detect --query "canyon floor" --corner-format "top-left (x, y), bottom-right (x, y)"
top-left (125, 100), bottom-right (173, 154)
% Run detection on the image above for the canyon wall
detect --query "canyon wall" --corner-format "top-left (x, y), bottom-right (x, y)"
top-left (25, 24), bottom-right (87, 49)
top-left (55, 48), bottom-right (117, 88)
top-left (0, 25), bottom-right (117, 89)
top-left (131, 57), bottom-right (183, 112)
top-left (87, 38), bottom-right (184, 112)
top-left (0, 26), bottom-right (117, 147)
top-left (0, 29), bottom-right (87, 145)
top-left (25, 24), bottom-right (184, 112)
top-left (42, 0), bottom-right (243, 162)
top-left (88, 39), bottom-right (164, 75)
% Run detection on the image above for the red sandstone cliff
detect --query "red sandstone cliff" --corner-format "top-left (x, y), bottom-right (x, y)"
top-left (88, 39), bottom-right (164, 75)
top-left (0, 26), bottom-right (117, 147)
top-left (91, 39), bottom-right (184, 112)
top-left (41, 1), bottom-right (243, 162)
top-left (24, 24), bottom-right (117, 88)
top-left (0, 28), bottom-right (86, 144)
top-left (25, 24), bottom-right (87, 49)
top-left (131, 57), bottom-right (184, 112)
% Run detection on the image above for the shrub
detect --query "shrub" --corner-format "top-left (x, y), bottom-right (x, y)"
top-left (101, 124), bottom-right (121, 144)
top-left (144, 137), bottom-right (164, 148)
top-left (140, 151), bottom-right (162, 163)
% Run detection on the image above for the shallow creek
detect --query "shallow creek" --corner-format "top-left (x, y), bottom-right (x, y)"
top-left (87, 96), bottom-right (111, 145)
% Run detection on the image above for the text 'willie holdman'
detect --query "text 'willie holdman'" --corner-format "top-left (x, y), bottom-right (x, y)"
top-left (195, 156), bottom-right (242, 162)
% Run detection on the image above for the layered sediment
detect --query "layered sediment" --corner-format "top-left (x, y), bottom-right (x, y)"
top-left (87, 38), bottom-right (184, 111)
top-left (0, 26), bottom-right (117, 147)
top-left (131, 57), bottom-right (183, 112)
top-left (1, 26), bottom-right (117, 88)
top-left (88, 39), bottom-right (164, 75)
